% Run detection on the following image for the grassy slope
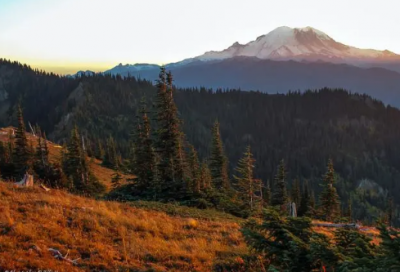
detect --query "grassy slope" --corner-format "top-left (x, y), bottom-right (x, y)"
top-left (0, 127), bottom-right (133, 189)
top-left (0, 127), bottom-right (381, 271)
top-left (0, 182), bottom-right (246, 271)
top-left (0, 180), bottom-right (380, 272)
top-left (0, 127), bottom-right (247, 271)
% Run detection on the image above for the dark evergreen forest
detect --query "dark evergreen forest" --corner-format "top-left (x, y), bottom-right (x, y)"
top-left (1, 58), bottom-right (400, 224)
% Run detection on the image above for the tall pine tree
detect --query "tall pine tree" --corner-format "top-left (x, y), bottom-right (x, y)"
top-left (291, 178), bottom-right (301, 206)
top-left (298, 180), bottom-right (315, 217)
top-left (34, 126), bottom-right (49, 168)
top-left (271, 159), bottom-right (288, 207)
top-left (319, 159), bottom-right (340, 221)
top-left (199, 162), bottom-right (212, 190)
top-left (263, 180), bottom-right (271, 207)
top-left (64, 126), bottom-right (84, 190)
top-left (154, 68), bottom-right (187, 197)
top-left (188, 144), bottom-right (201, 194)
top-left (209, 120), bottom-right (229, 190)
top-left (95, 138), bottom-right (105, 160)
top-left (63, 126), bottom-right (105, 195)
top-left (132, 99), bottom-right (156, 193)
top-left (103, 136), bottom-right (118, 169)
top-left (13, 105), bottom-right (31, 179)
top-left (233, 146), bottom-right (257, 209)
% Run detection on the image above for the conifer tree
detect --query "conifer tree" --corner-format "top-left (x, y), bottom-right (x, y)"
top-left (167, 71), bottom-right (188, 187)
top-left (65, 126), bottom-right (84, 189)
top-left (199, 162), bottom-right (212, 190)
top-left (64, 126), bottom-right (105, 195)
top-left (34, 127), bottom-right (49, 169)
top-left (7, 132), bottom-right (14, 165)
top-left (0, 142), bottom-right (10, 164)
top-left (298, 180), bottom-right (311, 217)
top-left (103, 139), bottom-right (111, 167)
top-left (84, 135), bottom-right (94, 158)
top-left (140, 102), bottom-right (156, 186)
top-left (319, 159), bottom-right (340, 221)
top-left (346, 198), bottom-right (352, 222)
top-left (377, 224), bottom-right (400, 269)
top-left (111, 169), bottom-right (123, 189)
top-left (61, 142), bottom-right (68, 172)
top-left (0, 142), bottom-right (7, 164)
top-left (242, 208), bottom-right (316, 271)
top-left (7, 129), bottom-right (14, 161)
top-left (233, 146), bottom-right (257, 209)
top-left (154, 67), bottom-right (171, 185)
top-left (188, 144), bottom-right (201, 193)
top-left (175, 134), bottom-right (188, 191)
top-left (131, 113), bottom-right (142, 174)
top-left (35, 127), bottom-right (44, 165)
top-left (42, 132), bottom-right (49, 161)
top-left (13, 105), bottom-right (31, 178)
top-left (0, 141), bottom-right (13, 178)
top-left (132, 99), bottom-right (156, 192)
top-left (31, 125), bottom-right (66, 188)
top-left (291, 178), bottom-right (301, 206)
top-left (334, 227), bottom-right (377, 270)
top-left (33, 126), bottom-right (48, 182)
top-left (209, 120), bottom-right (229, 190)
top-left (271, 159), bottom-right (288, 207)
top-left (263, 180), bottom-right (271, 206)
top-left (154, 68), bottom-right (187, 195)
top-left (310, 190), bottom-right (316, 211)
top-left (103, 136), bottom-right (118, 169)
top-left (66, 127), bottom-right (88, 190)
top-left (95, 139), bottom-right (104, 160)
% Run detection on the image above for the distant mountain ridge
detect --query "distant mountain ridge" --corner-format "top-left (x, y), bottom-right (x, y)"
top-left (100, 26), bottom-right (400, 76)
top-left (95, 57), bottom-right (400, 107)
top-left (67, 26), bottom-right (400, 107)
top-left (196, 26), bottom-right (400, 64)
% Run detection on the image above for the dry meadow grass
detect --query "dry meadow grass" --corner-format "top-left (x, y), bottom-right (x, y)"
top-left (0, 127), bottom-right (383, 271)
top-left (0, 182), bottom-right (247, 272)
top-left (0, 181), bottom-right (383, 271)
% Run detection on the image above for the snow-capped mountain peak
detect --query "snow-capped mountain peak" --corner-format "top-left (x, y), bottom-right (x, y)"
top-left (92, 26), bottom-right (400, 79)
top-left (298, 26), bottom-right (331, 39)
top-left (195, 26), bottom-right (398, 62)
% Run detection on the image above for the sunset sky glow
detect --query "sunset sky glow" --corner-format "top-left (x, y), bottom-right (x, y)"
top-left (0, 0), bottom-right (399, 74)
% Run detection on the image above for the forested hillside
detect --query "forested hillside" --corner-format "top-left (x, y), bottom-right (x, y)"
top-left (1, 58), bottom-right (400, 223)
top-left (104, 57), bottom-right (400, 107)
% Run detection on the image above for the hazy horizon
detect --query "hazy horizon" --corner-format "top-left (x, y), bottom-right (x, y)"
top-left (1, 0), bottom-right (399, 74)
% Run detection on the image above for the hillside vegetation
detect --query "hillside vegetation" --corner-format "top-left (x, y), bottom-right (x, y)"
top-left (0, 127), bottom-right (132, 189)
top-left (0, 182), bottom-right (246, 271)
top-left (2, 59), bottom-right (400, 222)
top-left (2, 59), bottom-right (400, 271)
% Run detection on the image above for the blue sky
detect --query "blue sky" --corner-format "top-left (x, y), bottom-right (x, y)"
top-left (0, 0), bottom-right (399, 74)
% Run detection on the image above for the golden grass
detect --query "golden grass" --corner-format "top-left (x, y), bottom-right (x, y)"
top-left (0, 182), bottom-right (247, 271)
top-left (312, 220), bottom-right (381, 245)
top-left (0, 127), bottom-right (383, 270)
top-left (0, 180), bottom-right (384, 271)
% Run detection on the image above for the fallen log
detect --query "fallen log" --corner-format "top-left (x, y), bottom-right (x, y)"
top-left (40, 184), bottom-right (51, 192)
top-left (312, 222), bottom-right (360, 229)
top-left (48, 248), bottom-right (80, 265)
